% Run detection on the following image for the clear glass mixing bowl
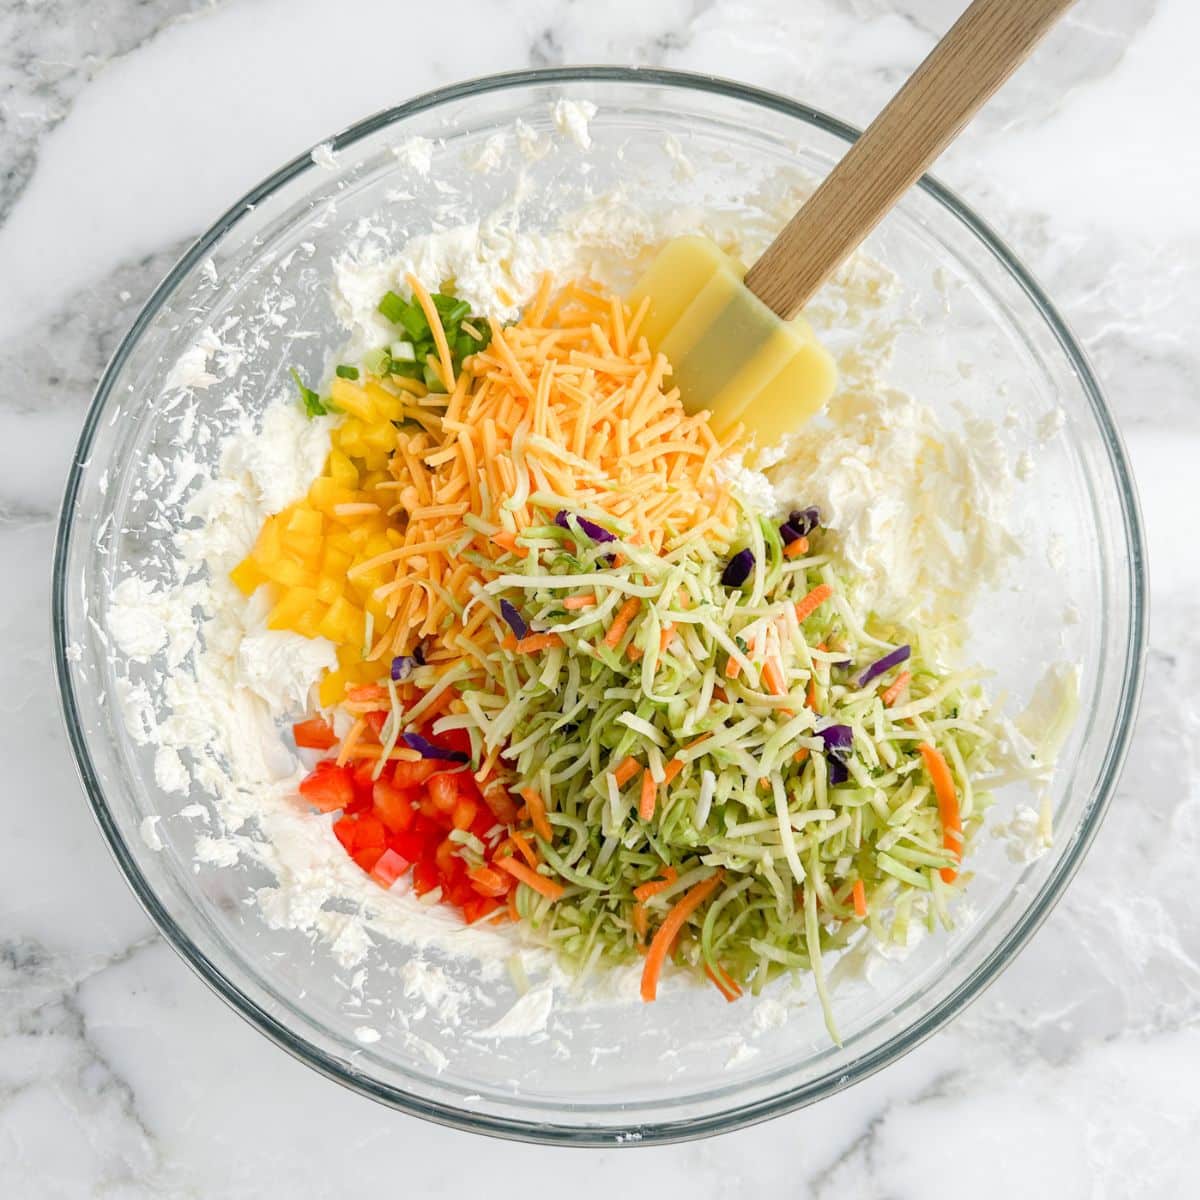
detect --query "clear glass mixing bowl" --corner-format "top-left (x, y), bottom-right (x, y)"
top-left (52, 69), bottom-right (1146, 1145)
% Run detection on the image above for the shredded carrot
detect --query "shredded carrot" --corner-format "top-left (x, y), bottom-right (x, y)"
top-left (515, 632), bottom-right (563, 654)
top-left (918, 742), bottom-right (962, 883)
top-left (467, 865), bottom-right (509, 898)
top-left (641, 872), bottom-right (724, 1001)
top-left (632, 903), bottom-right (648, 943)
top-left (783, 535), bottom-right (810, 560)
top-left (704, 962), bottom-right (742, 1002)
top-left (852, 879), bottom-right (868, 918)
top-left (563, 593), bottom-right (597, 610)
top-left (627, 643), bottom-right (644, 662)
top-left (661, 757), bottom-right (684, 787)
top-left (505, 830), bottom-right (539, 870)
top-left (638, 768), bottom-right (657, 821)
top-left (881, 671), bottom-right (912, 706)
top-left (520, 787), bottom-right (554, 843)
top-left (793, 747), bottom-right (810, 765)
top-left (612, 756), bottom-right (641, 788)
top-left (507, 890), bottom-right (520, 921)
top-left (659, 622), bottom-right (677, 653)
top-left (794, 583), bottom-right (834, 623)
top-left (681, 734), bottom-right (710, 752)
top-left (725, 655), bottom-right (742, 680)
top-left (346, 684), bottom-right (389, 703)
top-left (762, 657), bottom-right (787, 697)
top-left (495, 855), bottom-right (565, 900)
top-left (633, 865), bottom-right (678, 902)
top-left (492, 529), bottom-right (528, 558)
top-left (605, 597), bottom-right (641, 648)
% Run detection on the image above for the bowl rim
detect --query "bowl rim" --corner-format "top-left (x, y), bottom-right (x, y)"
top-left (52, 65), bottom-right (1148, 1146)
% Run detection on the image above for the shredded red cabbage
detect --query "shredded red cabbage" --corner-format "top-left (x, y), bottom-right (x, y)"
top-left (390, 644), bottom-right (426, 681)
top-left (500, 599), bottom-right (528, 640)
top-left (816, 724), bottom-right (854, 785)
top-left (817, 724), bottom-right (854, 753)
top-left (555, 510), bottom-right (616, 543)
top-left (721, 548), bottom-right (755, 587)
top-left (857, 644), bottom-right (911, 688)
top-left (789, 507), bottom-right (821, 536)
top-left (401, 733), bottom-right (468, 763)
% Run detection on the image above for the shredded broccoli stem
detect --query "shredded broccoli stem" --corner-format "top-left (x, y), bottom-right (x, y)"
top-left (420, 498), bottom-right (1004, 1039)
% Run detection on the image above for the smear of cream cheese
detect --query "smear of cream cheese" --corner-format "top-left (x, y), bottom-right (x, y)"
top-left (768, 389), bottom-right (1021, 627)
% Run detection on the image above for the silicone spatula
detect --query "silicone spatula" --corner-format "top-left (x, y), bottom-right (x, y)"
top-left (629, 0), bottom-right (1076, 446)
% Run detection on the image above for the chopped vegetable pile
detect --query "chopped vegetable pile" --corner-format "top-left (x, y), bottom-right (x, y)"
top-left (234, 269), bottom-right (1011, 1038)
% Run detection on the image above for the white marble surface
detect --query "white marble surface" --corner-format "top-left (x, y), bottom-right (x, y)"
top-left (2, 0), bottom-right (1197, 1194)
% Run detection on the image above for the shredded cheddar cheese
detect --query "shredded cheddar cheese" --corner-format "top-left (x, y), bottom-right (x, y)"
top-left (233, 274), bottom-right (743, 706)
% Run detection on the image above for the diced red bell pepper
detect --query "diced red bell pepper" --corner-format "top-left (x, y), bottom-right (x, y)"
top-left (332, 814), bottom-right (358, 852)
top-left (364, 709), bottom-right (388, 738)
top-left (439, 727), bottom-right (473, 758)
top-left (299, 761), bottom-right (354, 813)
top-left (411, 860), bottom-right (440, 896)
top-left (419, 796), bottom-right (450, 827)
top-left (434, 837), bottom-right (460, 878)
top-left (349, 759), bottom-right (380, 809)
top-left (462, 896), bottom-right (502, 924)
top-left (469, 807), bottom-right (496, 841)
top-left (392, 758), bottom-right (441, 788)
top-left (353, 845), bottom-right (384, 873)
top-left (373, 778), bottom-right (417, 833)
top-left (370, 848), bottom-right (411, 888)
top-left (355, 813), bottom-right (387, 852)
top-left (413, 811), bottom-right (445, 838)
top-left (389, 830), bottom-right (424, 863)
top-left (428, 772), bottom-right (460, 813)
top-left (293, 717), bottom-right (338, 751)
top-left (451, 797), bottom-right (478, 831)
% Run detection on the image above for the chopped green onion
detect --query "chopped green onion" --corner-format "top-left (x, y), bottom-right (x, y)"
top-left (362, 347), bottom-right (390, 377)
top-left (289, 368), bottom-right (327, 418)
top-left (335, 364), bottom-right (359, 380)
top-left (377, 290), bottom-right (407, 325)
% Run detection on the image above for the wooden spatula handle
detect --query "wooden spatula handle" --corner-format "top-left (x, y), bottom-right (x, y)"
top-left (744, 0), bottom-right (1076, 319)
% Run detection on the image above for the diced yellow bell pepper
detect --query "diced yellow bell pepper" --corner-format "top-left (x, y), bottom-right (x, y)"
top-left (268, 586), bottom-right (319, 631)
top-left (308, 477), bottom-right (359, 515)
top-left (249, 514), bottom-right (283, 568)
top-left (330, 377), bottom-right (378, 422)
top-left (316, 575), bottom-right (343, 605)
top-left (318, 595), bottom-right (365, 646)
top-left (326, 449), bottom-right (358, 489)
top-left (229, 556), bottom-right (267, 596)
top-left (259, 555), bottom-right (317, 589)
top-left (365, 380), bottom-right (406, 422)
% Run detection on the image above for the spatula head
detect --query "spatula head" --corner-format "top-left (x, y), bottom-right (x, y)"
top-left (628, 236), bottom-right (837, 446)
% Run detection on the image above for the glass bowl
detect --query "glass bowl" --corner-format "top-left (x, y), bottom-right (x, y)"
top-left (52, 68), bottom-right (1146, 1145)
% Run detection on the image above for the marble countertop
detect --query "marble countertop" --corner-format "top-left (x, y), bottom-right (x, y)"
top-left (3, 0), bottom-right (1196, 1194)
